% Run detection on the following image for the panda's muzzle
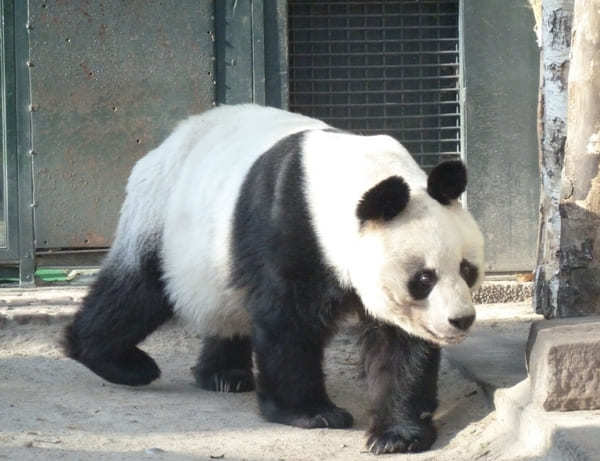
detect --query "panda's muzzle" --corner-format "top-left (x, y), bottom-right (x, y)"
top-left (448, 314), bottom-right (475, 331)
top-left (422, 325), bottom-right (467, 345)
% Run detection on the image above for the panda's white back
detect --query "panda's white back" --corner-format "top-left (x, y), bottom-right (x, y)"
top-left (156, 105), bottom-right (328, 336)
top-left (108, 103), bottom-right (442, 338)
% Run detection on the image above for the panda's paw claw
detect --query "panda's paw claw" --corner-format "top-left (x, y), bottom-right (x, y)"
top-left (304, 406), bottom-right (353, 429)
top-left (282, 405), bottom-right (353, 429)
top-left (194, 368), bottom-right (255, 393)
top-left (366, 423), bottom-right (436, 454)
top-left (260, 399), bottom-right (353, 429)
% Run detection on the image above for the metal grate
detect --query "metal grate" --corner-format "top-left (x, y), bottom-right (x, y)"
top-left (288, 0), bottom-right (461, 168)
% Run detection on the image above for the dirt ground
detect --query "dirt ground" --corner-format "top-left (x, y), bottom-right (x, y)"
top-left (0, 316), bottom-right (518, 461)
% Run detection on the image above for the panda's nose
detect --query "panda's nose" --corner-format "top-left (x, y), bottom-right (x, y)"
top-left (448, 314), bottom-right (475, 331)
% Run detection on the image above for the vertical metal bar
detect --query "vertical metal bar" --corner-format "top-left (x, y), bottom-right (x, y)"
top-left (251, 0), bottom-right (265, 105)
top-left (0, 0), bottom-right (20, 263)
top-left (215, 0), bottom-right (267, 105)
top-left (15, 0), bottom-right (35, 285)
top-left (458, 0), bottom-right (468, 208)
top-left (264, 0), bottom-right (288, 109)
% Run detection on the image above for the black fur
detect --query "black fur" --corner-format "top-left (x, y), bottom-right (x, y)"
top-left (427, 160), bottom-right (467, 205)
top-left (407, 269), bottom-right (438, 300)
top-left (231, 131), bottom-right (355, 428)
top-left (361, 321), bottom-right (440, 454)
top-left (193, 335), bottom-right (254, 392)
top-left (460, 259), bottom-right (479, 288)
top-left (62, 250), bottom-right (174, 386)
top-left (356, 176), bottom-right (410, 224)
top-left (63, 126), bottom-right (453, 455)
top-left (448, 315), bottom-right (475, 331)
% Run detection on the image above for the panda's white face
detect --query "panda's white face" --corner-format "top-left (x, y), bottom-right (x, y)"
top-left (351, 192), bottom-right (484, 345)
top-left (300, 131), bottom-right (483, 345)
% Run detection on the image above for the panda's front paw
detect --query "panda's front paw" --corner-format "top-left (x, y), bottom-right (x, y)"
top-left (366, 422), bottom-right (436, 455)
top-left (194, 368), bottom-right (255, 393)
top-left (297, 406), bottom-right (354, 429)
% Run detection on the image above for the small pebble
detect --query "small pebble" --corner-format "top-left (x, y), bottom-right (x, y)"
top-left (145, 447), bottom-right (166, 455)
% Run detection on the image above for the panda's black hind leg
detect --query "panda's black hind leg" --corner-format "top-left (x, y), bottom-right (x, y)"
top-left (62, 251), bottom-right (174, 386)
top-left (193, 335), bottom-right (254, 392)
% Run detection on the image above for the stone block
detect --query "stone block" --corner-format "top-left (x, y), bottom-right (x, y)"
top-left (526, 316), bottom-right (600, 411)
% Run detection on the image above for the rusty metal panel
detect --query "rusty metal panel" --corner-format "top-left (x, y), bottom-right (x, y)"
top-left (29, 0), bottom-right (215, 249)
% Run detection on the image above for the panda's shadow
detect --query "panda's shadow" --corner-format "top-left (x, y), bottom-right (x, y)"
top-left (129, 322), bottom-right (490, 445)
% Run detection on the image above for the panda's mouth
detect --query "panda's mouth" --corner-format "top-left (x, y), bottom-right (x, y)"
top-left (422, 326), bottom-right (467, 345)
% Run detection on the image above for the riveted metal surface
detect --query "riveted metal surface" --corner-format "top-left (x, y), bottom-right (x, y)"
top-left (29, 0), bottom-right (215, 249)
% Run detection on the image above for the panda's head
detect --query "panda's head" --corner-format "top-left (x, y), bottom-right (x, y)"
top-left (351, 161), bottom-right (484, 345)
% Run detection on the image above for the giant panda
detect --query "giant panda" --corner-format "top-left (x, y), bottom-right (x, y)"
top-left (63, 104), bottom-right (484, 455)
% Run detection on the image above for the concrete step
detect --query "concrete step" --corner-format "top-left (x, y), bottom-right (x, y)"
top-left (446, 303), bottom-right (600, 461)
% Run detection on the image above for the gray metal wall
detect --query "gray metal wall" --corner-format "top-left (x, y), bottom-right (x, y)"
top-left (462, 0), bottom-right (539, 272)
top-left (29, 0), bottom-right (215, 249)
top-left (0, 0), bottom-right (540, 279)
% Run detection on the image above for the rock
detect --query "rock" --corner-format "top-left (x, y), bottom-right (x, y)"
top-left (526, 316), bottom-right (600, 411)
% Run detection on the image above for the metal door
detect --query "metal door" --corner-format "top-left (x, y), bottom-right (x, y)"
top-left (28, 0), bottom-right (216, 250)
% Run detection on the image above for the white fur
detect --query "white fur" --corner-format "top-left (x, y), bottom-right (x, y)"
top-left (112, 105), bottom-right (327, 337)
top-left (111, 104), bottom-right (484, 343)
top-left (301, 131), bottom-right (484, 345)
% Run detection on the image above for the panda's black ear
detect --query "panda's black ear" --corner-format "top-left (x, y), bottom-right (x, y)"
top-left (356, 176), bottom-right (410, 224)
top-left (427, 160), bottom-right (467, 205)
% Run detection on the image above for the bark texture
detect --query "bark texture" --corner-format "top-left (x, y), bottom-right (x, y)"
top-left (557, 0), bottom-right (600, 316)
top-left (534, 0), bottom-right (573, 317)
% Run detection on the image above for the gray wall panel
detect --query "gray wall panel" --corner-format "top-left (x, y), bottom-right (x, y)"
top-left (463, 0), bottom-right (540, 272)
top-left (29, 0), bottom-right (215, 249)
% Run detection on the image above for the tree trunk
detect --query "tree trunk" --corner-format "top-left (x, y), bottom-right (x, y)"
top-left (534, 0), bottom-right (573, 317)
top-left (556, 0), bottom-right (600, 316)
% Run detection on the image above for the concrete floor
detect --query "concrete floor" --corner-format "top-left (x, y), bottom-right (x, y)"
top-left (0, 287), bottom-right (597, 460)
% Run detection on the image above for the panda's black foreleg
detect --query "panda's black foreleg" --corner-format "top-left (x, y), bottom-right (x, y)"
top-left (62, 252), bottom-right (174, 386)
top-left (251, 313), bottom-right (353, 429)
top-left (193, 335), bottom-right (255, 392)
top-left (361, 322), bottom-right (440, 455)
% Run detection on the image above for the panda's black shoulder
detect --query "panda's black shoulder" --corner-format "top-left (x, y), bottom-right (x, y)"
top-left (230, 129), bottom-right (333, 287)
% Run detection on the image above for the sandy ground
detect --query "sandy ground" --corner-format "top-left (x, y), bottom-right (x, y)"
top-left (0, 316), bottom-right (520, 461)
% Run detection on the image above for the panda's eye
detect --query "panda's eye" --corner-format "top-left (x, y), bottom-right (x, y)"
top-left (408, 269), bottom-right (437, 300)
top-left (460, 259), bottom-right (479, 287)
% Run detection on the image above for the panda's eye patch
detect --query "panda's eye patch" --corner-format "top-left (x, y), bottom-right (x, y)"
top-left (408, 269), bottom-right (437, 300)
top-left (460, 259), bottom-right (479, 287)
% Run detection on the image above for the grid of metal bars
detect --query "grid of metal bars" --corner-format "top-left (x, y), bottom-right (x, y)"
top-left (288, 0), bottom-right (461, 168)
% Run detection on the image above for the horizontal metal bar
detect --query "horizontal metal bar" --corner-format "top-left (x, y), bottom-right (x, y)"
top-left (291, 76), bottom-right (458, 83)
top-left (290, 13), bottom-right (458, 18)
top-left (335, 126), bottom-right (460, 132)
top-left (322, 114), bottom-right (459, 121)
top-left (291, 49), bottom-right (458, 56)
top-left (291, 37), bottom-right (458, 44)
top-left (290, 51), bottom-right (458, 58)
top-left (290, 25), bottom-right (458, 31)
top-left (291, 63), bottom-right (459, 70)
top-left (290, 0), bottom-right (457, 3)
top-left (309, 121), bottom-right (461, 132)
top-left (404, 143), bottom-right (459, 146)
top-left (291, 87), bottom-right (459, 94)
top-left (291, 101), bottom-right (459, 108)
